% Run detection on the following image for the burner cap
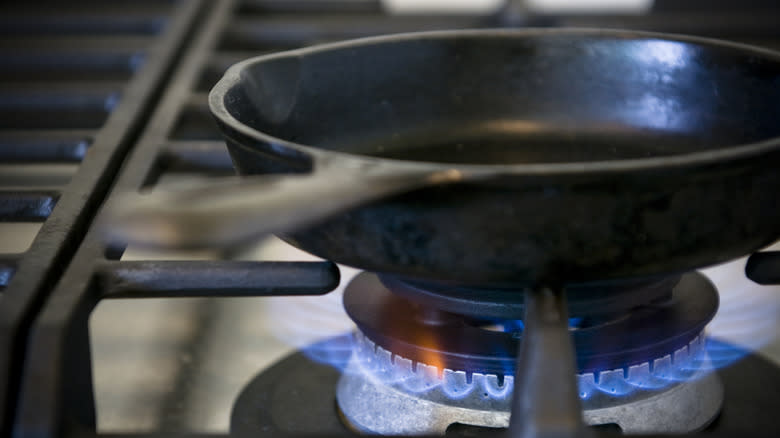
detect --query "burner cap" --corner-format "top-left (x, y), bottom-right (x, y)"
top-left (380, 274), bottom-right (680, 319)
top-left (344, 272), bottom-right (718, 375)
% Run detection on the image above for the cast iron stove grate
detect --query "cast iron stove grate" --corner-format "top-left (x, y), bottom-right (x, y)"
top-left (1, 1), bottom-right (779, 438)
top-left (0, 0), bottom-right (202, 434)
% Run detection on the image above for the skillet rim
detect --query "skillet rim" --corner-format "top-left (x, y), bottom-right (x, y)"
top-left (209, 28), bottom-right (780, 175)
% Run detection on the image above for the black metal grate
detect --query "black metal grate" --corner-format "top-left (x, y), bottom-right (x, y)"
top-left (0, 0), bottom-right (202, 435)
top-left (2, 1), bottom-right (779, 437)
top-left (10, 1), bottom-right (353, 435)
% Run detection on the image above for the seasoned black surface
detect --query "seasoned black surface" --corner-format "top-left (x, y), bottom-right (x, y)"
top-left (380, 273), bottom-right (680, 319)
top-left (219, 30), bottom-right (780, 286)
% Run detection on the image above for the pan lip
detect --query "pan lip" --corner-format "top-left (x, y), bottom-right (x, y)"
top-left (209, 27), bottom-right (780, 175)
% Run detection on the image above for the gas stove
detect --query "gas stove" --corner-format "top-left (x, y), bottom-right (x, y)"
top-left (1, 1), bottom-right (779, 438)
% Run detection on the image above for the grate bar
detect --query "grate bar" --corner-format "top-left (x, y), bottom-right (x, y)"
top-left (0, 2), bottom-right (172, 36)
top-left (0, 131), bottom-right (92, 163)
top-left (0, 15), bottom-right (167, 37)
top-left (0, 255), bottom-right (20, 292)
top-left (509, 288), bottom-right (586, 438)
top-left (0, 35), bottom-right (154, 51)
top-left (0, 190), bottom-right (60, 222)
top-left (98, 260), bottom-right (340, 298)
top-left (0, 50), bottom-right (144, 83)
top-left (0, 82), bottom-right (124, 110)
top-left (0, 83), bottom-right (123, 130)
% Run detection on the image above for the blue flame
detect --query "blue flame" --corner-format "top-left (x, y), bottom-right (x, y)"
top-left (702, 257), bottom-right (780, 368)
top-left (440, 372), bottom-right (475, 400)
top-left (257, 239), bottom-right (360, 370)
top-left (300, 333), bottom-right (355, 370)
top-left (347, 337), bottom-right (516, 401)
top-left (482, 375), bottom-right (513, 399)
top-left (263, 289), bottom-right (356, 370)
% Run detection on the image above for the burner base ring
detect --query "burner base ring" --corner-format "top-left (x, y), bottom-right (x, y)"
top-left (336, 331), bottom-right (723, 435)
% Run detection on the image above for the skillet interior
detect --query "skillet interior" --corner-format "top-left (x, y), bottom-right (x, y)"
top-left (225, 32), bottom-right (780, 164)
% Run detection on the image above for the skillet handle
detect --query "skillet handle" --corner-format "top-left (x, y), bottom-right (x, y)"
top-left (102, 163), bottom-right (454, 250)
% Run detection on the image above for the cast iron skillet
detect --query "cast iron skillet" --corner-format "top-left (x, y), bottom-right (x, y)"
top-left (111, 29), bottom-right (780, 287)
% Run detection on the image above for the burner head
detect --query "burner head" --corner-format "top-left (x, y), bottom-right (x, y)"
top-left (336, 272), bottom-right (723, 434)
top-left (338, 331), bottom-right (722, 435)
top-left (345, 272), bottom-right (717, 376)
top-left (380, 274), bottom-right (681, 319)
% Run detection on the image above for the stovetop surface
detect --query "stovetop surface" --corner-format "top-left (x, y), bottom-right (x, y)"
top-left (0, 1), bottom-right (779, 436)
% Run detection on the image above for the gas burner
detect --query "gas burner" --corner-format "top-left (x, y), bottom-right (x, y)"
top-left (336, 272), bottom-right (724, 434)
top-left (344, 273), bottom-right (718, 377)
top-left (338, 331), bottom-right (722, 434)
top-left (231, 339), bottom-right (780, 438)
